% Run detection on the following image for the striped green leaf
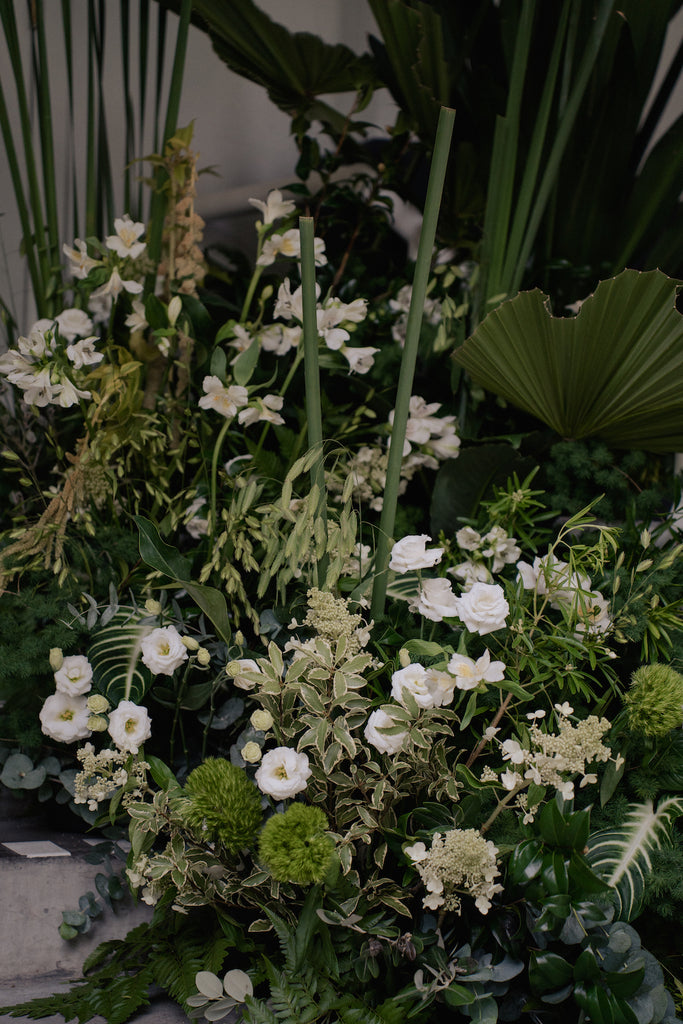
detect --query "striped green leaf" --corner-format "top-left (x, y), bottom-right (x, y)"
top-left (88, 607), bottom-right (155, 705)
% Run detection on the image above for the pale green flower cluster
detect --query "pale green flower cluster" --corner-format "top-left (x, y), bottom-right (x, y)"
top-left (297, 587), bottom-right (370, 657)
top-left (408, 828), bottom-right (503, 915)
top-left (74, 742), bottom-right (149, 812)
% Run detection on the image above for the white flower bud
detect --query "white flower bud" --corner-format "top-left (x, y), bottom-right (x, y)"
top-left (250, 709), bottom-right (274, 732)
top-left (241, 741), bottom-right (262, 763)
top-left (49, 648), bottom-right (64, 672)
top-left (87, 694), bottom-right (110, 714)
top-left (87, 714), bottom-right (109, 732)
top-left (167, 295), bottom-right (182, 327)
top-left (181, 635), bottom-right (200, 650)
top-left (144, 599), bottom-right (162, 616)
top-left (197, 647), bottom-right (211, 666)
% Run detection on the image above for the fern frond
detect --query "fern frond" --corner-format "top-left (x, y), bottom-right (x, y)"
top-left (586, 795), bottom-right (683, 920)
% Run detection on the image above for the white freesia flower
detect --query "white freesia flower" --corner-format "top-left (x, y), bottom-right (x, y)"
top-left (66, 336), bottom-right (104, 369)
top-left (273, 278), bottom-right (313, 321)
top-left (140, 626), bottom-right (188, 675)
top-left (364, 708), bottom-right (408, 754)
top-left (428, 426), bottom-right (461, 460)
top-left (198, 377), bottom-right (249, 419)
top-left (238, 394), bottom-right (285, 427)
top-left (341, 345), bottom-right (379, 374)
top-left (106, 215), bottom-right (146, 259)
top-left (409, 577), bottom-right (459, 621)
top-left (18, 368), bottom-right (57, 407)
top-left (91, 268), bottom-right (143, 300)
top-left (391, 663), bottom-right (435, 709)
top-left (248, 189), bottom-right (296, 225)
top-left (447, 649), bottom-right (505, 691)
top-left (53, 377), bottom-right (92, 407)
top-left (63, 238), bottom-right (100, 279)
top-left (453, 582), bottom-right (509, 635)
top-left (108, 699), bottom-right (152, 754)
top-left (257, 228), bottom-right (327, 267)
top-left (40, 692), bottom-right (91, 743)
top-left (389, 534), bottom-right (444, 573)
top-left (54, 655), bottom-right (93, 696)
top-left (255, 747), bottom-right (311, 799)
top-left (260, 323), bottom-right (301, 355)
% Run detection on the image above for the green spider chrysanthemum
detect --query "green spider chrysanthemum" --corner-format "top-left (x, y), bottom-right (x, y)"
top-left (623, 664), bottom-right (683, 738)
top-left (184, 758), bottom-right (262, 854)
top-left (258, 803), bottom-right (334, 885)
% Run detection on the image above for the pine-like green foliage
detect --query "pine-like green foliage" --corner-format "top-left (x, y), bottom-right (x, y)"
top-left (259, 804), bottom-right (334, 884)
top-left (624, 664), bottom-right (683, 737)
top-left (184, 757), bottom-right (262, 853)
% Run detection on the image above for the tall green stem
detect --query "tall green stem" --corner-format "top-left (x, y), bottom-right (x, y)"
top-left (299, 216), bottom-right (328, 589)
top-left (370, 107), bottom-right (455, 621)
top-left (209, 417), bottom-right (232, 549)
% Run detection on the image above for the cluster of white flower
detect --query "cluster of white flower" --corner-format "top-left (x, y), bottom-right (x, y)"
top-left (388, 395), bottom-right (461, 460)
top-left (0, 317), bottom-right (101, 408)
top-left (73, 743), bottom-right (148, 812)
top-left (388, 283), bottom-right (442, 346)
top-left (450, 525), bottom-right (521, 587)
top-left (405, 828), bottom-right (503, 914)
top-left (497, 705), bottom-right (611, 809)
top-left (517, 552), bottom-right (612, 636)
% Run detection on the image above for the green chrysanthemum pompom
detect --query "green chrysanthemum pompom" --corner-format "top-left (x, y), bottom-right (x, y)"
top-left (259, 803), bottom-right (334, 885)
top-left (184, 758), bottom-right (262, 854)
top-left (624, 664), bottom-right (683, 737)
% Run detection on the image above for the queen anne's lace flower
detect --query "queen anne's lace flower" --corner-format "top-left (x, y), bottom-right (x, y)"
top-left (407, 828), bottom-right (502, 914)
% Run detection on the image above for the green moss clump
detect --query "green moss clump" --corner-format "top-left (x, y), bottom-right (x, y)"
top-left (259, 803), bottom-right (334, 885)
top-left (184, 758), bottom-right (262, 854)
top-left (624, 664), bottom-right (683, 738)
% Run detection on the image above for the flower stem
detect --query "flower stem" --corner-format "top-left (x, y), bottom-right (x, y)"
top-left (209, 417), bottom-right (232, 549)
top-left (370, 107), bottom-right (455, 621)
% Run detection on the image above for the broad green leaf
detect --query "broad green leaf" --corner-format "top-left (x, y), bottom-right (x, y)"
top-left (454, 269), bottom-right (683, 451)
top-left (586, 795), bottom-right (683, 920)
top-left (88, 608), bottom-right (155, 704)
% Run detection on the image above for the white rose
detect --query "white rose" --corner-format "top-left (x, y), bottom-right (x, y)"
top-left (364, 709), bottom-right (408, 754)
top-left (54, 655), bottom-right (93, 696)
top-left (409, 577), bottom-right (459, 621)
top-left (453, 582), bottom-right (509, 635)
top-left (227, 658), bottom-right (262, 691)
top-left (389, 534), bottom-right (444, 573)
top-left (140, 626), bottom-right (188, 675)
top-left (391, 663), bottom-right (436, 709)
top-left (39, 692), bottom-right (91, 743)
top-left (107, 699), bottom-right (152, 754)
top-left (255, 747), bottom-right (311, 799)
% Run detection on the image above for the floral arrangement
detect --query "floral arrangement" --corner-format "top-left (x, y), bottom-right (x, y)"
top-left (1, 11), bottom-right (683, 1022)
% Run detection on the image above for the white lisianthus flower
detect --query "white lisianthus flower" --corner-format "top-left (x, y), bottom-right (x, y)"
top-left (198, 377), bottom-right (249, 419)
top-left (364, 708), bottom-right (408, 754)
top-left (341, 345), bottom-right (379, 374)
top-left (453, 582), bottom-right (509, 635)
top-left (227, 658), bottom-right (262, 691)
top-left (389, 534), bottom-right (444, 573)
top-left (447, 649), bottom-right (505, 691)
top-left (248, 189), bottom-right (296, 225)
top-left (409, 577), bottom-right (460, 621)
top-left (40, 692), bottom-right (91, 743)
top-left (66, 336), bottom-right (104, 369)
top-left (54, 655), bottom-right (93, 696)
top-left (391, 663), bottom-right (436, 709)
top-left (255, 747), bottom-right (311, 799)
top-left (108, 700), bottom-right (152, 754)
top-left (423, 668), bottom-right (457, 707)
top-left (140, 626), bottom-right (188, 675)
top-left (105, 214), bottom-right (146, 259)
top-left (52, 308), bottom-right (94, 342)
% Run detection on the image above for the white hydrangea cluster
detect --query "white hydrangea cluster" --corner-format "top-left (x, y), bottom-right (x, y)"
top-left (449, 525), bottom-right (521, 587)
top-left (406, 828), bottom-right (503, 914)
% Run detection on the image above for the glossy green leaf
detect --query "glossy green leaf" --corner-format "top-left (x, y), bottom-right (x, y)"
top-left (507, 839), bottom-right (544, 885)
top-left (528, 950), bottom-right (573, 994)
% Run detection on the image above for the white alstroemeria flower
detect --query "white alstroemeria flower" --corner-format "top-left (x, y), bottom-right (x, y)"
top-left (248, 188), bottom-right (296, 225)
top-left (273, 279), bottom-right (313, 321)
top-left (63, 238), bottom-right (100, 279)
top-left (39, 692), bottom-right (91, 743)
top-left (575, 591), bottom-right (612, 636)
top-left (391, 663), bottom-right (436, 709)
top-left (19, 368), bottom-right (56, 407)
top-left (481, 526), bottom-right (521, 572)
top-left (125, 299), bottom-right (148, 332)
top-left (91, 268), bottom-right (143, 300)
top-left (105, 214), bottom-right (146, 259)
top-left (364, 708), bottom-right (408, 754)
top-left (66, 336), bottom-right (104, 369)
top-left (108, 699), bottom-right (152, 754)
top-left (257, 228), bottom-right (326, 268)
top-left (140, 626), bottom-right (188, 675)
top-left (453, 582), bottom-right (509, 636)
top-left (18, 328), bottom-right (54, 360)
top-left (255, 747), bottom-right (311, 799)
top-left (409, 577), bottom-right (459, 622)
top-left (341, 345), bottom-right (379, 374)
top-left (229, 324), bottom-right (254, 355)
top-left (52, 308), bottom-right (94, 342)
top-left (227, 658), bottom-right (262, 691)
top-left (259, 323), bottom-right (301, 355)
top-left (428, 425), bottom-right (461, 460)
top-left (53, 378), bottom-right (92, 408)
top-left (198, 377), bottom-right (249, 419)
top-left (447, 649), bottom-right (505, 691)
top-left (389, 534), bottom-right (444, 573)
top-left (238, 394), bottom-right (285, 427)
top-left (324, 296), bottom-right (368, 323)
top-left (316, 305), bottom-right (350, 349)
top-left (54, 655), bottom-right (93, 696)
top-left (500, 739), bottom-right (526, 764)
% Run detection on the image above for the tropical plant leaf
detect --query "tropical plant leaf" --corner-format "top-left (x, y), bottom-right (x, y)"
top-left (88, 607), bottom-right (155, 705)
top-left (453, 269), bottom-right (683, 450)
top-left (585, 795), bottom-right (683, 920)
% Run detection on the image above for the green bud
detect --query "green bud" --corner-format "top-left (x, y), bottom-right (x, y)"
top-left (87, 715), bottom-right (109, 732)
top-left (87, 694), bottom-right (110, 714)
top-left (624, 663), bottom-right (683, 737)
top-left (49, 648), bottom-right (64, 672)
